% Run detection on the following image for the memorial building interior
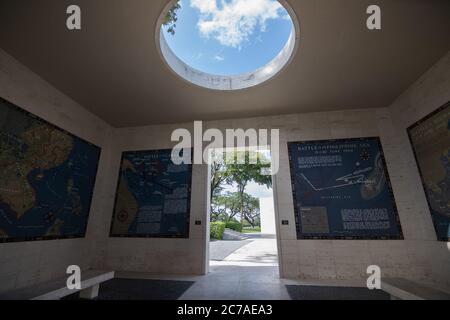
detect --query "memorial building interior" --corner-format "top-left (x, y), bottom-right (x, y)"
top-left (0, 0), bottom-right (449, 301)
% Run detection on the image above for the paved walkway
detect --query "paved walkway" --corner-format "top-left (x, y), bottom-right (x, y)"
top-left (179, 237), bottom-right (290, 300)
top-left (209, 239), bottom-right (253, 261)
top-left (217, 237), bottom-right (279, 266)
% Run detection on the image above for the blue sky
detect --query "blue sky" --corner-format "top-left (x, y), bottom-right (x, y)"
top-left (162, 0), bottom-right (293, 76)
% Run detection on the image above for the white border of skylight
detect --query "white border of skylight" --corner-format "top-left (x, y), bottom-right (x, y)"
top-left (155, 0), bottom-right (300, 91)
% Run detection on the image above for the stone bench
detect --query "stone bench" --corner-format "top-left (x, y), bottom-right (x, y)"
top-left (0, 270), bottom-right (114, 300)
top-left (381, 278), bottom-right (450, 300)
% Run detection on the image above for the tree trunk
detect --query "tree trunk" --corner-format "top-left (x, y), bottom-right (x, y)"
top-left (238, 184), bottom-right (246, 225)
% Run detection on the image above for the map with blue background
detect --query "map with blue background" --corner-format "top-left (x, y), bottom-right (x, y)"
top-left (0, 98), bottom-right (101, 242)
top-left (110, 149), bottom-right (192, 238)
top-left (408, 102), bottom-right (450, 241)
top-left (288, 138), bottom-right (403, 239)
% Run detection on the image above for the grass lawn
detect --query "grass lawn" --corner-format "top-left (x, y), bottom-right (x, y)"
top-left (242, 227), bottom-right (261, 233)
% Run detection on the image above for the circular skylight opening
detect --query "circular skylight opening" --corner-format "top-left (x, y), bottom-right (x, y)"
top-left (156, 0), bottom-right (299, 91)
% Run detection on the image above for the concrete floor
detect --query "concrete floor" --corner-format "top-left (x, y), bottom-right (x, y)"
top-left (116, 237), bottom-right (369, 300)
top-left (179, 237), bottom-right (289, 300)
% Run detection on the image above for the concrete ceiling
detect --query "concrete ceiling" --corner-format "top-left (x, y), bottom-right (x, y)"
top-left (0, 0), bottom-right (449, 127)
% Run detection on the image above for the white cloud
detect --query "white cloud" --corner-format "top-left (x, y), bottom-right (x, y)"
top-left (254, 35), bottom-right (263, 44)
top-left (214, 54), bottom-right (225, 61)
top-left (190, 0), bottom-right (288, 48)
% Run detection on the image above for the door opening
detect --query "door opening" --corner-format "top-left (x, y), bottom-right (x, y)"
top-left (205, 148), bottom-right (280, 276)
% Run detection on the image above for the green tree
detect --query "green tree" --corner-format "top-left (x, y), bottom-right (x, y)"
top-left (241, 193), bottom-right (261, 227)
top-left (211, 191), bottom-right (260, 227)
top-left (163, 1), bottom-right (181, 35)
top-left (222, 151), bottom-right (271, 225)
top-left (211, 192), bottom-right (240, 223)
top-left (210, 150), bottom-right (227, 203)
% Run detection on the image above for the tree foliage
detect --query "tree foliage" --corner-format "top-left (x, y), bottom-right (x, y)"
top-left (210, 150), bottom-right (227, 202)
top-left (210, 151), bottom-right (271, 228)
top-left (222, 151), bottom-right (271, 225)
top-left (211, 191), bottom-right (260, 227)
top-left (222, 151), bottom-right (272, 192)
top-left (210, 222), bottom-right (225, 240)
top-left (163, 1), bottom-right (181, 35)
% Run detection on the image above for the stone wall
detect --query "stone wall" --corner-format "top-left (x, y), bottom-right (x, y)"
top-left (0, 47), bottom-right (448, 293)
top-left (0, 49), bottom-right (114, 293)
top-left (388, 52), bottom-right (450, 289)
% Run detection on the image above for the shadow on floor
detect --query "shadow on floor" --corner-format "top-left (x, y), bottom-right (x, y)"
top-left (242, 233), bottom-right (276, 239)
top-left (209, 239), bottom-right (253, 261)
top-left (64, 279), bottom-right (195, 300)
top-left (286, 285), bottom-right (390, 300)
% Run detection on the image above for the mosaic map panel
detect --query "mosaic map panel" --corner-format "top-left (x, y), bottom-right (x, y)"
top-left (110, 149), bottom-right (192, 238)
top-left (288, 137), bottom-right (403, 240)
top-left (408, 102), bottom-right (450, 241)
top-left (0, 98), bottom-right (101, 242)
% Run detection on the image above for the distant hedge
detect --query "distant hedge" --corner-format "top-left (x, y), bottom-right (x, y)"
top-left (226, 221), bottom-right (243, 233)
top-left (210, 222), bottom-right (226, 240)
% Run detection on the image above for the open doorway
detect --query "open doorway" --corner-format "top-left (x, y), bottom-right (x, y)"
top-left (207, 148), bottom-right (279, 272)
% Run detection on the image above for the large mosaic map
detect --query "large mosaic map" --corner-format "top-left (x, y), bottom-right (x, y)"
top-left (110, 149), bottom-right (192, 238)
top-left (408, 102), bottom-right (450, 241)
top-left (288, 137), bottom-right (403, 240)
top-left (0, 98), bottom-right (101, 242)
